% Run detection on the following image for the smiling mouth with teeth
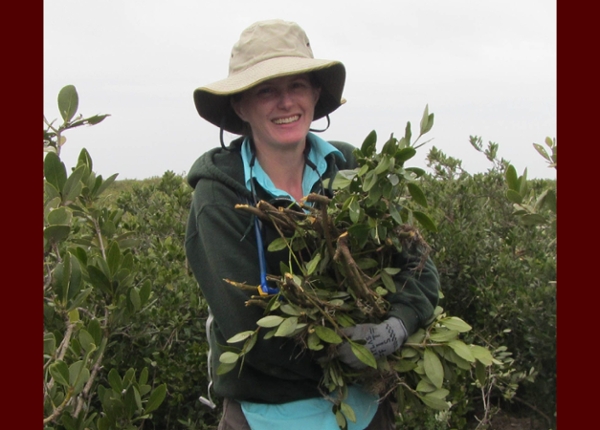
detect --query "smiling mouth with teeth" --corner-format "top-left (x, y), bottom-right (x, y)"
top-left (273, 115), bottom-right (300, 124)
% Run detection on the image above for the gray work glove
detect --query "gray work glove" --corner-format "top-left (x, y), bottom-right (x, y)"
top-left (337, 317), bottom-right (407, 369)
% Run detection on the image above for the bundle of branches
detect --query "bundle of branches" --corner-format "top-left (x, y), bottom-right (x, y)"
top-left (220, 107), bottom-right (499, 427)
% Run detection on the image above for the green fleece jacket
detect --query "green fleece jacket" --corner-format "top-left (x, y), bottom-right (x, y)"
top-left (185, 137), bottom-right (440, 404)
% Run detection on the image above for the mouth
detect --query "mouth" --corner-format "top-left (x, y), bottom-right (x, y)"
top-left (272, 115), bottom-right (300, 125)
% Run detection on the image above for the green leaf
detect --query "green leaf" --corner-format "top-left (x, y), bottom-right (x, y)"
top-left (107, 242), bottom-right (121, 277)
top-left (87, 114), bottom-right (110, 125)
top-left (267, 237), bottom-right (288, 252)
top-left (406, 328), bottom-right (426, 344)
top-left (420, 393), bottom-right (450, 410)
top-left (274, 316), bottom-right (298, 337)
top-left (506, 189), bottom-right (523, 204)
top-left (87, 265), bottom-right (112, 295)
top-left (422, 113), bottom-right (434, 135)
top-left (129, 288), bottom-right (141, 312)
top-left (256, 315), bottom-right (284, 328)
top-left (335, 409), bottom-right (347, 429)
top-left (144, 384), bottom-right (167, 414)
top-left (305, 253), bottom-right (321, 276)
top-left (388, 202), bottom-right (403, 225)
top-left (349, 341), bottom-right (377, 369)
top-left (58, 85), bottom-right (79, 122)
top-left (88, 318), bottom-right (102, 346)
top-left (95, 173), bottom-right (119, 198)
top-left (62, 164), bottom-right (85, 204)
top-left (381, 136), bottom-right (398, 156)
top-left (307, 332), bottom-right (323, 350)
top-left (340, 401), bottom-right (357, 423)
top-left (416, 378), bottom-right (436, 393)
top-left (407, 183), bottom-right (428, 208)
top-left (439, 317), bottom-right (472, 332)
top-left (227, 330), bottom-right (255, 344)
top-left (44, 151), bottom-right (68, 192)
top-left (47, 206), bottom-right (72, 226)
top-left (380, 270), bottom-right (396, 293)
top-left (69, 360), bottom-right (90, 395)
top-left (362, 170), bottom-right (377, 192)
top-left (519, 168), bottom-right (529, 195)
top-left (428, 388), bottom-right (449, 400)
top-left (314, 325), bottom-right (343, 344)
top-left (536, 189), bottom-right (556, 213)
top-left (447, 340), bottom-right (475, 362)
top-left (77, 148), bottom-right (93, 171)
top-left (419, 105), bottom-right (435, 135)
top-left (220, 351), bottom-right (240, 364)
top-left (331, 169), bottom-right (358, 189)
top-left (395, 147), bottom-right (416, 164)
top-left (471, 345), bottom-right (494, 366)
top-left (533, 143), bottom-right (551, 162)
top-left (78, 329), bottom-right (96, 353)
top-left (406, 168), bottom-right (424, 180)
top-left (429, 329), bottom-right (459, 342)
top-left (44, 183), bottom-right (61, 206)
top-left (139, 280), bottom-right (151, 305)
top-left (412, 211), bottom-right (437, 232)
top-left (44, 332), bottom-right (56, 356)
top-left (505, 164), bottom-right (519, 191)
top-left (394, 359), bottom-right (417, 373)
top-left (423, 348), bottom-right (444, 389)
top-left (124, 386), bottom-right (138, 418)
top-left (108, 368), bottom-right (122, 392)
top-left (217, 360), bottom-right (238, 375)
top-left (360, 130), bottom-right (377, 156)
top-left (349, 199), bottom-right (361, 224)
top-left (49, 360), bottom-right (70, 387)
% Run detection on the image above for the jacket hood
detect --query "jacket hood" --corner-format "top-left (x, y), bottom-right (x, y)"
top-left (187, 139), bottom-right (252, 200)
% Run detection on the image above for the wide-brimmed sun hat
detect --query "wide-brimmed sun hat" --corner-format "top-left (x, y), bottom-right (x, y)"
top-left (193, 19), bottom-right (346, 135)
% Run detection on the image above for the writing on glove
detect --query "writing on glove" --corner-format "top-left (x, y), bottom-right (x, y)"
top-left (337, 317), bottom-right (407, 369)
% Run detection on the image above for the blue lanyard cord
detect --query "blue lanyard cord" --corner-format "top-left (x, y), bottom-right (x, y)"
top-left (250, 154), bottom-right (279, 296)
top-left (254, 216), bottom-right (280, 296)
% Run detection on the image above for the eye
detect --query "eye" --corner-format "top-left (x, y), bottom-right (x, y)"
top-left (291, 80), bottom-right (309, 90)
top-left (256, 86), bottom-right (275, 97)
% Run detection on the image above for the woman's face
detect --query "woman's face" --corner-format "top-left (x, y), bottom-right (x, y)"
top-left (232, 74), bottom-right (321, 151)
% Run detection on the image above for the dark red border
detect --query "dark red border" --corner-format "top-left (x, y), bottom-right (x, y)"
top-left (556, 1), bottom-right (590, 426)
top-left (7, 1), bottom-right (42, 428)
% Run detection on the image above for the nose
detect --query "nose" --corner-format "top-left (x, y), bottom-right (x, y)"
top-left (277, 89), bottom-right (294, 109)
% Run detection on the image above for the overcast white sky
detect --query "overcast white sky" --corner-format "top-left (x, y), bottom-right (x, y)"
top-left (44, 0), bottom-right (556, 180)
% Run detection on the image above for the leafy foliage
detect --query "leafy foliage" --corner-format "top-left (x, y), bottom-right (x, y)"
top-left (424, 138), bottom-right (556, 428)
top-left (44, 86), bottom-right (167, 430)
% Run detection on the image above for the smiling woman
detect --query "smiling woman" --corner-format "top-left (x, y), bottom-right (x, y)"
top-left (184, 19), bottom-right (440, 430)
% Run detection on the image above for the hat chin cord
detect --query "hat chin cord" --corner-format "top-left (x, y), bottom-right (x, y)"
top-left (309, 114), bottom-right (330, 133)
top-left (219, 116), bottom-right (231, 151)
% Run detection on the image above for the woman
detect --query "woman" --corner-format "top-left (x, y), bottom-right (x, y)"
top-left (185, 19), bottom-right (440, 430)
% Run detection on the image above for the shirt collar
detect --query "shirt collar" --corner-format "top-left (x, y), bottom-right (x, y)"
top-left (241, 133), bottom-right (345, 201)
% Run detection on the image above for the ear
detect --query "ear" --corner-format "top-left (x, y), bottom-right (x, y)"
top-left (312, 86), bottom-right (321, 106)
top-left (230, 97), bottom-right (246, 122)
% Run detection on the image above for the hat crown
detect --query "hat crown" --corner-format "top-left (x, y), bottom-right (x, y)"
top-left (229, 20), bottom-right (315, 76)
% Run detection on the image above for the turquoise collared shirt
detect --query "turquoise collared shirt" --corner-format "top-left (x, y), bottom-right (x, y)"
top-left (239, 133), bottom-right (378, 429)
top-left (241, 132), bottom-right (345, 200)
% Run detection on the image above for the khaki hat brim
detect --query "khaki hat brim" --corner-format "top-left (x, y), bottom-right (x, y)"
top-left (193, 57), bottom-right (345, 134)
